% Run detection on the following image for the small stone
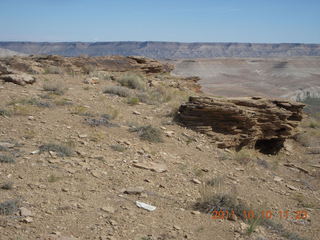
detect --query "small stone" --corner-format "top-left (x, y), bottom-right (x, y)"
top-left (78, 134), bottom-right (88, 138)
top-left (31, 150), bottom-right (40, 155)
top-left (101, 206), bottom-right (115, 214)
top-left (20, 207), bottom-right (33, 217)
top-left (286, 184), bottom-right (299, 191)
top-left (191, 211), bottom-right (201, 215)
top-left (165, 131), bottom-right (175, 137)
top-left (133, 111), bottom-right (141, 115)
top-left (227, 213), bottom-right (237, 221)
top-left (133, 162), bottom-right (167, 173)
top-left (192, 178), bottom-right (201, 184)
top-left (274, 176), bottom-right (283, 182)
top-left (173, 225), bottom-right (181, 230)
top-left (21, 217), bottom-right (33, 223)
top-left (62, 188), bottom-right (69, 192)
top-left (28, 116), bottom-right (34, 120)
top-left (124, 186), bottom-right (145, 195)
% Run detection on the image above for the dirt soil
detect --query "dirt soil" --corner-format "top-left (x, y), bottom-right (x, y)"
top-left (0, 57), bottom-right (319, 240)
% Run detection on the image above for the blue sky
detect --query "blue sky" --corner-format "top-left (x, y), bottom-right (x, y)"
top-left (0, 0), bottom-right (319, 43)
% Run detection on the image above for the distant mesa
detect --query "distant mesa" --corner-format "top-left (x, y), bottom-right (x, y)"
top-left (0, 42), bottom-right (319, 58)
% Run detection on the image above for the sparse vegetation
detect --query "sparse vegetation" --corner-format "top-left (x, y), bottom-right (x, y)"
top-left (0, 182), bottom-right (13, 190)
top-left (48, 174), bottom-right (61, 183)
top-left (44, 66), bottom-right (64, 74)
top-left (247, 217), bottom-right (261, 235)
top-left (103, 86), bottom-right (132, 97)
top-left (111, 144), bottom-right (127, 152)
top-left (0, 154), bottom-right (15, 163)
top-left (54, 98), bottom-right (73, 106)
top-left (43, 83), bottom-right (65, 95)
top-left (71, 105), bottom-right (94, 116)
top-left (127, 97), bottom-right (140, 105)
top-left (0, 109), bottom-right (11, 117)
top-left (130, 125), bottom-right (163, 143)
top-left (117, 73), bottom-right (146, 90)
top-left (39, 143), bottom-right (74, 157)
top-left (84, 116), bottom-right (117, 127)
top-left (233, 149), bottom-right (254, 165)
top-left (0, 199), bottom-right (19, 215)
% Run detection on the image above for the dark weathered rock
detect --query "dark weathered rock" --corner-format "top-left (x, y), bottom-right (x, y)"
top-left (177, 96), bottom-right (305, 153)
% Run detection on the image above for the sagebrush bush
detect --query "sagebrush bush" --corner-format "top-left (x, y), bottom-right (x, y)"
top-left (0, 109), bottom-right (11, 117)
top-left (0, 199), bottom-right (19, 215)
top-left (127, 97), bottom-right (140, 105)
top-left (111, 144), bottom-right (127, 152)
top-left (103, 86), bottom-right (131, 97)
top-left (0, 154), bottom-right (15, 163)
top-left (0, 182), bottom-right (13, 190)
top-left (43, 83), bottom-right (65, 95)
top-left (39, 143), bottom-right (74, 157)
top-left (118, 73), bottom-right (145, 90)
top-left (130, 125), bottom-right (163, 143)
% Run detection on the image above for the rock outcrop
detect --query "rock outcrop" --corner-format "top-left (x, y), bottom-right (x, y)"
top-left (0, 62), bottom-right (36, 86)
top-left (177, 96), bottom-right (305, 154)
top-left (0, 55), bottom-right (173, 75)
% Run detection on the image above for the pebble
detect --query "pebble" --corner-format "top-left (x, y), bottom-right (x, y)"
top-left (20, 207), bottom-right (33, 217)
top-left (192, 178), bottom-right (201, 184)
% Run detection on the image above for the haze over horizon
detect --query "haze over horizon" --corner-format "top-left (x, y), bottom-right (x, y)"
top-left (0, 0), bottom-right (320, 44)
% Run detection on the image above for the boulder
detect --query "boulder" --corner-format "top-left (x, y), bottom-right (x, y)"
top-left (1, 73), bottom-right (36, 86)
top-left (177, 96), bottom-right (305, 154)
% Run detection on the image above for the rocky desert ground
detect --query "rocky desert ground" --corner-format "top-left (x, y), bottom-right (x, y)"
top-left (0, 55), bottom-right (319, 240)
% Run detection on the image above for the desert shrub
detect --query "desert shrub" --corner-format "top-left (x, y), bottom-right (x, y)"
top-left (127, 97), bottom-right (140, 105)
top-left (0, 109), bottom-right (11, 117)
top-left (39, 143), bottom-right (74, 157)
top-left (118, 73), bottom-right (145, 90)
top-left (195, 190), bottom-right (248, 218)
top-left (84, 116), bottom-right (117, 127)
top-left (300, 96), bottom-right (320, 119)
top-left (307, 118), bottom-right (320, 128)
top-left (130, 125), bottom-right (163, 143)
top-left (0, 182), bottom-right (13, 190)
top-left (111, 144), bottom-right (127, 152)
top-left (10, 105), bottom-right (37, 116)
top-left (233, 149), bottom-right (254, 165)
top-left (8, 97), bottom-right (53, 108)
top-left (103, 107), bottom-right (119, 120)
top-left (54, 98), bottom-right (73, 106)
top-left (0, 145), bottom-right (9, 152)
top-left (48, 174), bottom-right (61, 183)
top-left (0, 199), bottom-right (19, 215)
top-left (0, 154), bottom-right (15, 163)
top-left (44, 66), bottom-right (64, 74)
top-left (71, 105), bottom-right (94, 116)
top-left (103, 86), bottom-right (132, 97)
top-left (294, 133), bottom-right (312, 147)
top-left (206, 176), bottom-right (225, 187)
top-left (43, 83), bottom-right (65, 95)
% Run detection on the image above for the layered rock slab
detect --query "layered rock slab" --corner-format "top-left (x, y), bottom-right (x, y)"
top-left (177, 96), bottom-right (305, 153)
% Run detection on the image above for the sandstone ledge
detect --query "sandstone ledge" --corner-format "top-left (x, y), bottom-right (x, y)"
top-left (177, 96), bottom-right (305, 154)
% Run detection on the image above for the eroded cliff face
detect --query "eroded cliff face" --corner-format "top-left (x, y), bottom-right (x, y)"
top-left (177, 96), bottom-right (305, 153)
